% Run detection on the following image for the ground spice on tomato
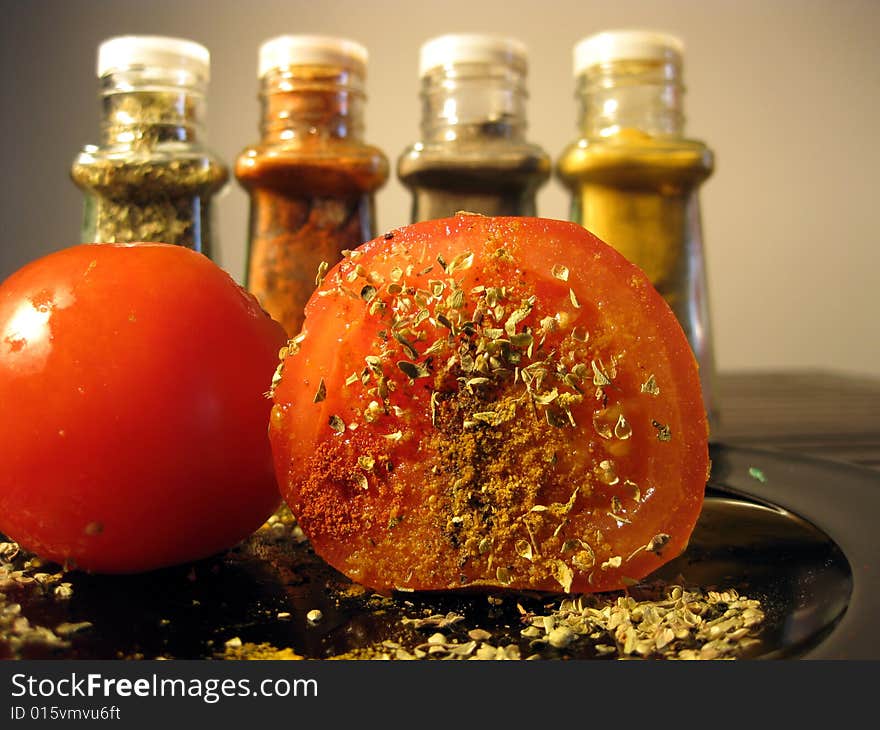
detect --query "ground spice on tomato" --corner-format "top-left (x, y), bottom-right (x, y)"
top-left (424, 392), bottom-right (593, 589)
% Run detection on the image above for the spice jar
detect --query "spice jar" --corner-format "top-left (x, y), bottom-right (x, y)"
top-left (236, 35), bottom-right (389, 337)
top-left (557, 30), bottom-right (718, 427)
top-left (397, 33), bottom-right (550, 221)
top-left (71, 35), bottom-right (229, 256)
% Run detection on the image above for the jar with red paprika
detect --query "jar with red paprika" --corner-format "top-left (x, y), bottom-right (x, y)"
top-left (236, 35), bottom-right (389, 337)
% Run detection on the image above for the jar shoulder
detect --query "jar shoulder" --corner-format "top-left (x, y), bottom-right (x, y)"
top-left (71, 143), bottom-right (229, 193)
top-left (235, 139), bottom-right (389, 194)
top-left (557, 132), bottom-right (713, 187)
top-left (398, 139), bottom-right (551, 182)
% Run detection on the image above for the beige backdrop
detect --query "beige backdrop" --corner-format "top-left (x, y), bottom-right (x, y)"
top-left (2, 0), bottom-right (878, 377)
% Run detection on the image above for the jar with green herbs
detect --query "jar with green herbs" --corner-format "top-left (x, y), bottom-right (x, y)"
top-left (71, 35), bottom-right (229, 257)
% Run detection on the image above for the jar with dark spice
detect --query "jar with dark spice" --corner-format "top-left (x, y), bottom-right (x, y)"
top-left (71, 36), bottom-right (229, 257)
top-left (397, 34), bottom-right (551, 222)
top-left (236, 35), bottom-right (389, 337)
top-left (557, 30), bottom-right (718, 427)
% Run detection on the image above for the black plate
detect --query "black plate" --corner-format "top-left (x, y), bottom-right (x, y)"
top-left (702, 443), bottom-right (879, 659)
top-left (2, 443), bottom-right (878, 660)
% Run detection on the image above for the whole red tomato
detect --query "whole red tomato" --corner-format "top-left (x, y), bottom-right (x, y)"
top-left (0, 243), bottom-right (287, 573)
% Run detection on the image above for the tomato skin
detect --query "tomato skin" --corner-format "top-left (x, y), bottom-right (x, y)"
top-left (271, 214), bottom-right (709, 594)
top-left (0, 243), bottom-right (287, 573)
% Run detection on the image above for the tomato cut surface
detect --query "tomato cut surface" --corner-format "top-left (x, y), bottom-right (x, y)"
top-left (270, 214), bottom-right (709, 593)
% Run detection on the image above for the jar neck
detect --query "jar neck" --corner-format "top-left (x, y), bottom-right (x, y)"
top-left (577, 58), bottom-right (685, 138)
top-left (419, 62), bottom-right (528, 144)
top-left (99, 68), bottom-right (205, 147)
top-left (259, 66), bottom-right (365, 144)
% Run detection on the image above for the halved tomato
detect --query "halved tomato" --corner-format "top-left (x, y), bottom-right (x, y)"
top-left (270, 214), bottom-right (708, 593)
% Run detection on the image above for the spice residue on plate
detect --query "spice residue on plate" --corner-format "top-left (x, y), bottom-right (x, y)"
top-left (1, 507), bottom-right (766, 661)
top-left (0, 541), bottom-right (78, 658)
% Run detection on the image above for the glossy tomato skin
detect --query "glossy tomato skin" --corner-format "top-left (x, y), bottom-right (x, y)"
top-left (0, 243), bottom-right (287, 573)
top-left (270, 214), bottom-right (709, 594)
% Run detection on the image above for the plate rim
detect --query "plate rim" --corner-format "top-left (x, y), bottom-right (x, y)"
top-left (707, 441), bottom-right (880, 660)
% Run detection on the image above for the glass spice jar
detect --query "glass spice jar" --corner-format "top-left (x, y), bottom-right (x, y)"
top-left (71, 35), bottom-right (229, 257)
top-left (397, 33), bottom-right (550, 221)
top-left (235, 35), bottom-right (389, 338)
top-left (557, 30), bottom-right (719, 427)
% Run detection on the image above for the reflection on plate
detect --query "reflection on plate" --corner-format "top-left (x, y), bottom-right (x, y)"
top-left (655, 491), bottom-right (851, 658)
top-left (704, 443), bottom-right (879, 659)
top-left (2, 443), bottom-right (878, 659)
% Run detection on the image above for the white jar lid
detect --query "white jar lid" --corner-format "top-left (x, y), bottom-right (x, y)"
top-left (97, 35), bottom-right (210, 80)
top-left (258, 35), bottom-right (367, 78)
top-left (419, 33), bottom-right (527, 77)
top-left (574, 30), bottom-right (683, 75)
